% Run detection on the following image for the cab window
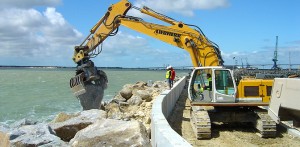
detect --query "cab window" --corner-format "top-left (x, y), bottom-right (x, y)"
top-left (215, 70), bottom-right (235, 95)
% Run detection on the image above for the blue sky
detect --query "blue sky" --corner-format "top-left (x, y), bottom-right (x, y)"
top-left (0, 0), bottom-right (299, 68)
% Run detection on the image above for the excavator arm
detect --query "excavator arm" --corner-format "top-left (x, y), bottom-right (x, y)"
top-left (117, 16), bottom-right (223, 67)
top-left (70, 0), bottom-right (224, 110)
top-left (70, 0), bottom-right (131, 110)
top-left (72, 0), bottom-right (131, 63)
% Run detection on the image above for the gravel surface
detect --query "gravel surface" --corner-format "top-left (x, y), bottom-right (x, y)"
top-left (168, 88), bottom-right (300, 147)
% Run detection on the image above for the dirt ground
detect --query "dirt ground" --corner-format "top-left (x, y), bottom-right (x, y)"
top-left (168, 88), bottom-right (300, 147)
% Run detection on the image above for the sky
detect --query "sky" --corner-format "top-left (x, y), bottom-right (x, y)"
top-left (0, 0), bottom-right (299, 68)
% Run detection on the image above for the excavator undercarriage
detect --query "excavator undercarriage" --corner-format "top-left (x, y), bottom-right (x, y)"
top-left (188, 67), bottom-right (279, 139)
top-left (190, 103), bottom-right (277, 139)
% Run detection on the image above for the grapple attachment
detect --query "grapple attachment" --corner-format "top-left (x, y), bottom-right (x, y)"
top-left (70, 69), bottom-right (108, 110)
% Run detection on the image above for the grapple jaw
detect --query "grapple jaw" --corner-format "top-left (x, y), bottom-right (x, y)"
top-left (70, 73), bottom-right (86, 97)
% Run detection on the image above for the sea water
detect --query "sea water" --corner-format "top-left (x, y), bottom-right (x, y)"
top-left (0, 68), bottom-right (189, 124)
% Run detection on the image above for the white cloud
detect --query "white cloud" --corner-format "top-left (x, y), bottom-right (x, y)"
top-left (131, 0), bottom-right (229, 17)
top-left (0, 7), bottom-right (83, 66)
top-left (44, 7), bottom-right (65, 26)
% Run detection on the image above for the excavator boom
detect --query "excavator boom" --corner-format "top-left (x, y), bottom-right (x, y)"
top-left (70, 0), bottom-right (224, 110)
top-left (117, 17), bottom-right (223, 67)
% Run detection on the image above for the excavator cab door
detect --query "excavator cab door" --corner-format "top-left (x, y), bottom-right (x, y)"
top-left (213, 68), bottom-right (236, 102)
top-left (188, 67), bottom-right (236, 103)
top-left (188, 68), bottom-right (212, 102)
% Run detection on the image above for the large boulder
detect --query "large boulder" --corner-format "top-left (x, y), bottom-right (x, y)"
top-left (69, 119), bottom-right (151, 147)
top-left (133, 81), bottom-right (147, 89)
top-left (49, 109), bottom-right (107, 141)
top-left (0, 119), bottom-right (39, 147)
top-left (1, 123), bottom-right (67, 147)
top-left (120, 87), bottom-right (133, 100)
top-left (135, 90), bottom-right (151, 102)
top-left (127, 95), bottom-right (143, 106)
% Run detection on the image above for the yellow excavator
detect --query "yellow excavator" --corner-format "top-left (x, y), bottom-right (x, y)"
top-left (70, 0), bottom-right (277, 139)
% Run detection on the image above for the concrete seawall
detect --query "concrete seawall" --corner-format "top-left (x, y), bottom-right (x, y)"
top-left (151, 76), bottom-right (192, 147)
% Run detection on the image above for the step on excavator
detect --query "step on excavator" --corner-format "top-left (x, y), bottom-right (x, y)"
top-left (69, 0), bottom-right (279, 138)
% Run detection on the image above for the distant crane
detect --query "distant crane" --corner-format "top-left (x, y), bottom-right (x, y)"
top-left (271, 36), bottom-right (280, 70)
top-left (245, 57), bottom-right (250, 69)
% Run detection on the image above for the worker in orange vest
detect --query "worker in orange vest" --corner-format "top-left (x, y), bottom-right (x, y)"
top-left (170, 66), bottom-right (176, 88)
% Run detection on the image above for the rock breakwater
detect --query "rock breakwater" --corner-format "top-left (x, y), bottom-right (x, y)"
top-left (0, 78), bottom-right (177, 146)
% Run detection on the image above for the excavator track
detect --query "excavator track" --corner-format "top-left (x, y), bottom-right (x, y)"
top-left (254, 110), bottom-right (277, 138)
top-left (189, 105), bottom-right (277, 139)
top-left (190, 106), bottom-right (211, 139)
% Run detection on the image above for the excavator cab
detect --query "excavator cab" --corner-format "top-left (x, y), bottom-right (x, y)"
top-left (188, 67), bottom-right (237, 103)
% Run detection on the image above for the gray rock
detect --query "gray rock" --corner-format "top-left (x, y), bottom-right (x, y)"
top-left (153, 83), bottom-right (160, 88)
top-left (128, 95), bottom-right (143, 106)
top-left (69, 119), bottom-right (151, 147)
top-left (120, 87), bottom-right (133, 100)
top-left (10, 118), bottom-right (37, 128)
top-left (112, 94), bottom-right (127, 103)
top-left (133, 81), bottom-right (147, 89)
top-left (9, 123), bottom-right (67, 147)
top-left (136, 90), bottom-right (152, 102)
top-left (49, 109), bottom-right (107, 142)
top-left (105, 102), bottom-right (124, 120)
top-left (9, 129), bottom-right (26, 140)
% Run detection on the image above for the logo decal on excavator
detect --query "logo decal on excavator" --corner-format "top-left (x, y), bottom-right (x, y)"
top-left (155, 30), bottom-right (181, 37)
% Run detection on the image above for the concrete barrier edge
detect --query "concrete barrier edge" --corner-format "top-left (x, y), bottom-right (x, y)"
top-left (151, 76), bottom-right (192, 147)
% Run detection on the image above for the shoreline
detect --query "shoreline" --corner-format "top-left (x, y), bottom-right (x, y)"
top-left (0, 66), bottom-right (193, 71)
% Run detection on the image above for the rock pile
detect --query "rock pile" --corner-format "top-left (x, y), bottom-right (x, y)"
top-left (0, 110), bottom-right (150, 147)
top-left (104, 80), bottom-right (170, 134)
top-left (0, 79), bottom-right (176, 147)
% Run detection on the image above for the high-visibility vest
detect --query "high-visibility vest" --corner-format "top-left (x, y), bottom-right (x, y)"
top-left (207, 77), bottom-right (212, 90)
top-left (200, 87), bottom-right (204, 92)
top-left (208, 77), bottom-right (212, 82)
top-left (165, 70), bottom-right (171, 79)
